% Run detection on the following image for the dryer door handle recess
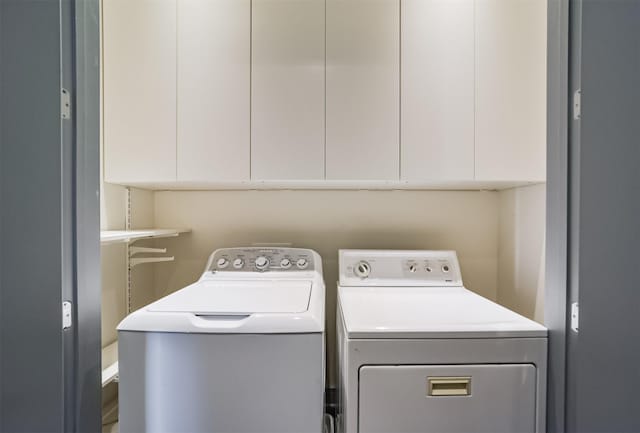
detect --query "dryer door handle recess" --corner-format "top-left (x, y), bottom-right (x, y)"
top-left (427, 377), bottom-right (471, 397)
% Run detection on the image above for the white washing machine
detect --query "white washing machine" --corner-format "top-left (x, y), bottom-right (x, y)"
top-left (337, 250), bottom-right (547, 433)
top-left (118, 247), bottom-right (325, 433)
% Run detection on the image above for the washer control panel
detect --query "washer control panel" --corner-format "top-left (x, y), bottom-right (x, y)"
top-left (208, 248), bottom-right (316, 273)
top-left (339, 250), bottom-right (462, 287)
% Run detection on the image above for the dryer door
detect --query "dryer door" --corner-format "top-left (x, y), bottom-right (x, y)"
top-left (359, 364), bottom-right (536, 433)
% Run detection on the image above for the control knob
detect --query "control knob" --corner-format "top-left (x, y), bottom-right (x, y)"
top-left (216, 258), bottom-right (229, 269)
top-left (280, 258), bottom-right (292, 269)
top-left (233, 258), bottom-right (244, 269)
top-left (255, 256), bottom-right (270, 271)
top-left (296, 258), bottom-right (309, 269)
top-left (354, 261), bottom-right (371, 278)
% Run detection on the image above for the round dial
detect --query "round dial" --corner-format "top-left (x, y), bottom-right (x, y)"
top-left (296, 258), bottom-right (309, 269)
top-left (409, 264), bottom-right (418, 273)
top-left (354, 261), bottom-right (371, 278)
top-left (216, 258), bottom-right (229, 269)
top-left (280, 258), bottom-right (292, 269)
top-left (232, 258), bottom-right (244, 269)
top-left (255, 256), bottom-right (270, 271)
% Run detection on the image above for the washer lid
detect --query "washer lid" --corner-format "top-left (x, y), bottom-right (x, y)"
top-left (148, 280), bottom-right (312, 314)
top-left (339, 286), bottom-right (547, 339)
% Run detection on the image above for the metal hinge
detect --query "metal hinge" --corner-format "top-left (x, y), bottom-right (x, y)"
top-left (62, 301), bottom-right (73, 329)
top-left (61, 88), bottom-right (71, 119)
top-left (571, 302), bottom-right (579, 333)
top-left (573, 89), bottom-right (581, 120)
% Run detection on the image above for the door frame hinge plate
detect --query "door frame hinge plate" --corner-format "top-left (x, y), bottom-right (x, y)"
top-left (62, 301), bottom-right (73, 329)
top-left (573, 89), bottom-right (581, 120)
top-left (61, 88), bottom-right (71, 120)
top-left (571, 302), bottom-right (579, 333)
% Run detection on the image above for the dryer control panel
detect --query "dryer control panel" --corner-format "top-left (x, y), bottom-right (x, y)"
top-left (339, 250), bottom-right (462, 287)
top-left (207, 247), bottom-right (316, 273)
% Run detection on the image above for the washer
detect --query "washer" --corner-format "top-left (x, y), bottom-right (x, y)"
top-left (337, 250), bottom-right (547, 433)
top-left (118, 247), bottom-right (325, 433)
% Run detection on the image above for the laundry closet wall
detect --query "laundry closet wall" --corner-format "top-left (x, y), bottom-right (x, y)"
top-left (498, 184), bottom-right (546, 323)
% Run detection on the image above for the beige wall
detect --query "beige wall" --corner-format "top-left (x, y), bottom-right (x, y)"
top-left (497, 183), bottom-right (546, 323)
top-left (151, 190), bottom-right (500, 385)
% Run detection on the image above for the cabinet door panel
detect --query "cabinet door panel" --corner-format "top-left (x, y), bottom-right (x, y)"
top-left (103, 0), bottom-right (177, 183)
top-left (475, 0), bottom-right (547, 181)
top-left (251, 0), bottom-right (325, 180)
top-left (177, 0), bottom-right (250, 182)
top-left (401, 0), bottom-right (474, 181)
top-left (326, 0), bottom-right (400, 180)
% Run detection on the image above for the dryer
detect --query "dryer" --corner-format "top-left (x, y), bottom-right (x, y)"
top-left (336, 250), bottom-right (547, 433)
top-left (118, 247), bottom-right (325, 433)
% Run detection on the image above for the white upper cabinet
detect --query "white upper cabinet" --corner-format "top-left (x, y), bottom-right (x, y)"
top-left (102, 0), bottom-right (547, 188)
top-left (103, 0), bottom-right (177, 184)
top-left (251, 0), bottom-right (325, 180)
top-left (326, 0), bottom-right (400, 180)
top-left (401, 0), bottom-right (475, 182)
top-left (475, 0), bottom-right (547, 182)
top-left (177, 0), bottom-right (251, 182)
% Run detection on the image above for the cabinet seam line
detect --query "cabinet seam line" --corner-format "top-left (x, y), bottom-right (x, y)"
top-left (249, 0), bottom-right (253, 180)
top-left (398, 0), bottom-right (402, 180)
top-left (324, 0), bottom-right (327, 179)
top-left (175, 0), bottom-right (179, 180)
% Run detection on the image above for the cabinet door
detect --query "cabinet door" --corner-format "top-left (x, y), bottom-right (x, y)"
top-left (326, 0), bottom-right (400, 180)
top-left (177, 0), bottom-right (250, 182)
top-left (251, 0), bottom-right (325, 180)
top-left (475, 0), bottom-right (547, 182)
top-left (103, 0), bottom-right (177, 183)
top-left (401, 0), bottom-right (474, 181)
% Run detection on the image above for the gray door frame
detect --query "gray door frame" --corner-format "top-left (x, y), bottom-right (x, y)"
top-left (547, 0), bottom-right (640, 431)
top-left (565, 0), bottom-right (640, 431)
top-left (0, 0), bottom-right (101, 431)
top-left (545, 0), bottom-right (570, 432)
top-left (72, 0), bottom-right (102, 431)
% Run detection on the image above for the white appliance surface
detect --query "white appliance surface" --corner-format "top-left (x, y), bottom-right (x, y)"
top-left (336, 249), bottom-right (548, 433)
top-left (118, 247), bottom-right (325, 334)
top-left (339, 285), bottom-right (546, 338)
top-left (148, 280), bottom-right (312, 314)
top-left (118, 247), bottom-right (326, 433)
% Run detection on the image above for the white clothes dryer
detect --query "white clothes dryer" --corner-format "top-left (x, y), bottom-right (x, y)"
top-left (336, 250), bottom-right (547, 433)
top-left (118, 247), bottom-right (325, 433)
